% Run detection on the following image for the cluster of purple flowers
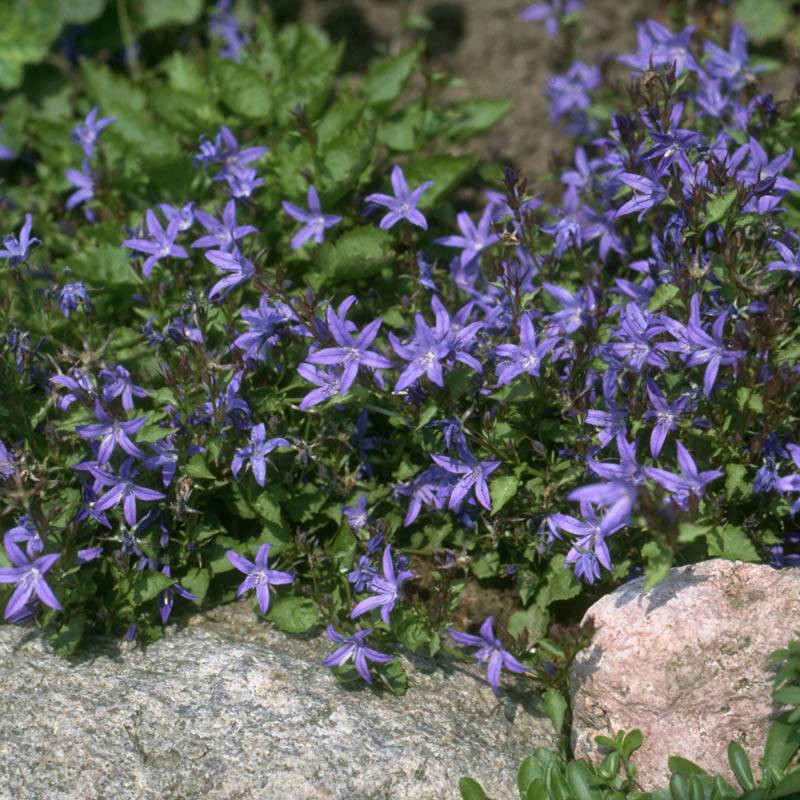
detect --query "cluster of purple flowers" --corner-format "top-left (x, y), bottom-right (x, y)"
top-left (4, 7), bottom-right (800, 700)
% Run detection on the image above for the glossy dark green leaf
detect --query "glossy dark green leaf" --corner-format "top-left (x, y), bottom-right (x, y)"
top-left (266, 596), bottom-right (319, 633)
top-left (458, 777), bottom-right (488, 800)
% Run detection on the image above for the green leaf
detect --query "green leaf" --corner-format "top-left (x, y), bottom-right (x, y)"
top-left (315, 227), bottom-right (395, 283)
top-left (678, 522), bottom-right (710, 543)
top-left (536, 554), bottom-right (581, 608)
top-left (518, 755), bottom-right (544, 799)
top-left (705, 526), bottom-right (759, 563)
top-left (668, 756), bottom-right (708, 776)
top-left (69, 243), bottom-right (142, 287)
top-left (180, 568), bottom-right (210, 603)
top-left (49, 613), bottom-right (86, 657)
top-left (542, 688), bottom-right (567, 735)
top-left (622, 729), bottom-right (644, 758)
top-left (734, 0), bottom-right (790, 43)
top-left (669, 773), bottom-right (691, 800)
top-left (565, 761), bottom-right (598, 800)
top-left (597, 751), bottom-right (621, 781)
top-left (439, 98), bottom-right (512, 141)
top-left (471, 551), bottom-right (500, 579)
top-left (771, 768), bottom-right (800, 799)
top-left (319, 109), bottom-right (377, 201)
top-left (641, 541), bottom-right (673, 591)
top-left (266, 596), bottom-right (319, 633)
top-left (380, 659), bottom-right (408, 696)
top-left (490, 475), bottom-right (519, 514)
top-left (125, 571), bottom-right (176, 605)
top-left (0, 0), bottom-right (62, 90)
top-left (216, 59), bottom-right (273, 119)
top-left (403, 154), bottom-right (476, 208)
top-left (725, 464), bottom-right (749, 499)
top-left (136, 425), bottom-right (178, 444)
top-left (703, 190), bottom-right (738, 228)
top-left (80, 60), bottom-right (146, 113)
top-left (396, 613), bottom-right (438, 655)
top-left (62, 0), bottom-right (106, 24)
top-left (773, 686), bottom-right (800, 705)
top-left (183, 455), bottom-right (216, 480)
top-left (140, 0), bottom-right (203, 29)
top-left (458, 777), bottom-right (489, 800)
top-left (762, 713), bottom-right (800, 772)
top-left (524, 778), bottom-right (548, 800)
top-left (648, 283), bottom-right (680, 313)
top-left (727, 741), bottom-right (755, 790)
top-left (363, 44), bottom-right (423, 111)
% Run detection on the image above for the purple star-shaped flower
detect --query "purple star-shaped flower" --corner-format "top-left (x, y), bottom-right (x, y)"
top-left (192, 199), bottom-right (257, 252)
top-left (65, 166), bottom-right (95, 212)
top-left (615, 171), bottom-right (668, 220)
top-left (609, 303), bottom-right (668, 372)
top-left (767, 240), bottom-right (800, 275)
top-left (435, 207), bottom-right (499, 269)
top-left (283, 185), bottom-right (342, 249)
top-left (704, 23), bottom-right (760, 90)
top-left (683, 294), bottom-right (744, 397)
top-left (226, 543), bottom-right (294, 614)
top-left (159, 202), bottom-right (195, 232)
top-left (322, 625), bottom-right (393, 684)
top-left (123, 209), bottom-right (189, 277)
top-left (519, 0), bottom-right (582, 37)
top-left (644, 441), bottom-right (723, 509)
top-left (0, 537), bottom-right (62, 621)
top-left (430, 453), bottom-right (501, 511)
top-left (57, 282), bottom-right (91, 318)
top-left (91, 458), bottom-right (167, 528)
top-left (343, 496), bottom-right (369, 530)
top-left (305, 297), bottom-right (393, 396)
top-left (348, 555), bottom-right (377, 592)
top-left (157, 565), bottom-right (199, 624)
top-left (5, 516), bottom-right (44, 558)
top-left (495, 313), bottom-right (559, 386)
top-left (100, 365), bottom-right (148, 411)
top-left (72, 107), bottom-right (114, 158)
top-left (551, 498), bottom-right (629, 583)
top-left (235, 297), bottom-right (300, 362)
top-left (76, 403), bottom-right (147, 465)
top-left (350, 545), bottom-right (414, 624)
top-left (364, 165), bottom-right (432, 230)
top-left (449, 616), bottom-right (528, 694)
top-left (231, 423), bottom-right (290, 487)
top-left (774, 444), bottom-right (800, 515)
top-left (205, 247), bottom-right (255, 301)
top-left (0, 213), bottom-right (41, 265)
top-left (643, 379), bottom-right (691, 457)
top-left (619, 20), bottom-right (701, 75)
top-left (296, 363), bottom-right (344, 410)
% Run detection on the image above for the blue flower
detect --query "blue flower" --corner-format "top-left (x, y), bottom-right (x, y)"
top-left (226, 543), bottom-right (294, 614)
top-left (0, 537), bottom-right (62, 621)
top-left (0, 214), bottom-right (40, 265)
top-left (231, 423), bottom-right (290, 487)
top-left (283, 185), bottom-right (342, 249)
top-left (350, 545), bottom-right (414, 625)
top-left (364, 165), bottom-right (432, 230)
top-left (322, 625), bottom-right (392, 684)
top-left (449, 616), bottom-right (528, 694)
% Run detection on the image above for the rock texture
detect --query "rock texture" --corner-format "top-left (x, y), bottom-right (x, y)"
top-left (0, 601), bottom-right (554, 800)
top-left (571, 559), bottom-right (800, 790)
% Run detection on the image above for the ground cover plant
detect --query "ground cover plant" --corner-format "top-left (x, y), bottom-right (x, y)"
top-left (2, 0), bottom-right (800, 793)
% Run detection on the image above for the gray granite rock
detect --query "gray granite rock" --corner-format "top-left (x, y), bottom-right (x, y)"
top-left (570, 558), bottom-right (800, 790)
top-left (0, 601), bottom-right (555, 800)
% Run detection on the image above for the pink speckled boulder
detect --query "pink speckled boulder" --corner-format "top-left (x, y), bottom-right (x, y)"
top-left (570, 559), bottom-right (800, 790)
